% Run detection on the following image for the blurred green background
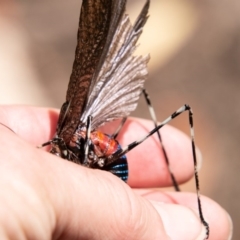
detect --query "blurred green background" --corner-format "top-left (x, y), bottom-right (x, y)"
top-left (0, 0), bottom-right (239, 238)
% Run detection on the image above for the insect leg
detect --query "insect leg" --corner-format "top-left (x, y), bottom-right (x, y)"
top-left (112, 117), bottom-right (127, 139)
top-left (83, 115), bottom-right (92, 166)
top-left (142, 89), bottom-right (180, 191)
top-left (107, 104), bottom-right (209, 238)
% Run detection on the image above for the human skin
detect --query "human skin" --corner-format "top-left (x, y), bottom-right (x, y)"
top-left (0, 106), bottom-right (232, 239)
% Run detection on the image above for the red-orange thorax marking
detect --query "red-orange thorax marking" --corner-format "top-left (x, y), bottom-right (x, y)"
top-left (69, 130), bottom-right (119, 158)
top-left (90, 131), bottom-right (118, 156)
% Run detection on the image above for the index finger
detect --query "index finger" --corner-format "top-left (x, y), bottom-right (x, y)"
top-left (0, 105), bottom-right (197, 188)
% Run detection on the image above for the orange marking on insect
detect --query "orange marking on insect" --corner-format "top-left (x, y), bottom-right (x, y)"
top-left (91, 131), bottom-right (118, 156)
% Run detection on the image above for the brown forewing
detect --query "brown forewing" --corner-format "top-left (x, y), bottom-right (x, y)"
top-left (57, 0), bottom-right (126, 143)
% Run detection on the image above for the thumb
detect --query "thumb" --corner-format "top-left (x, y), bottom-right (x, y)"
top-left (49, 160), bottom-right (168, 239)
top-left (50, 159), bottom-right (207, 239)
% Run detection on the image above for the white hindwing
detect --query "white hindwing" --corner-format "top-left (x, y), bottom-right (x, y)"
top-left (81, 4), bottom-right (150, 130)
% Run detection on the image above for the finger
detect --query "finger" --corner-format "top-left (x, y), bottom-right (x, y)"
top-left (50, 163), bottom-right (171, 239)
top-left (0, 105), bottom-right (59, 145)
top-left (0, 106), bottom-right (196, 187)
top-left (134, 189), bottom-right (233, 240)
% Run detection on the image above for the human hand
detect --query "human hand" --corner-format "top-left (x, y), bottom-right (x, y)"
top-left (0, 106), bottom-right (232, 239)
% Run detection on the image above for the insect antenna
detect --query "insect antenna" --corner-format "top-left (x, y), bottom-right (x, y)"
top-left (111, 117), bottom-right (127, 139)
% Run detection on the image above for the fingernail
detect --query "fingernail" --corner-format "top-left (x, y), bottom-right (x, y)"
top-left (196, 146), bottom-right (203, 171)
top-left (227, 213), bottom-right (233, 240)
top-left (151, 201), bottom-right (207, 240)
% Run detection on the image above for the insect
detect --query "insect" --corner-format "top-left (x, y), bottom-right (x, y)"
top-left (41, 0), bottom-right (209, 238)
